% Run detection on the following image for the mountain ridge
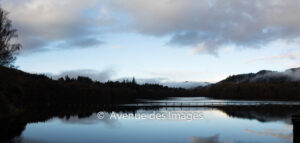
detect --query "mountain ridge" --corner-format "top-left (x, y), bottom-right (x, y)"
top-left (219, 67), bottom-right (300, 84)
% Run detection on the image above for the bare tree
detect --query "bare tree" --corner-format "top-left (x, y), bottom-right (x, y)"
top-left (0, 7), bottom-right (21, 67)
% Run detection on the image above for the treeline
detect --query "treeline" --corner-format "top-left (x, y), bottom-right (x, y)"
top-left (0, 66), bottom-right (187, 114)
top-left (194, 69), bottom-right (300, 101)
top-left (194, 82), bottom-right (300, 100)
top-left (2, 65), bottom-right (300, 116)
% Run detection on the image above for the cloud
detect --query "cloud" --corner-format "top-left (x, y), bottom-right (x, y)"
top-left (109, 0), bottom-right (300, 54)
top-left (3, 0), bottom-right (300, 54)
top-left (275, 68), bottom-right (300, 81)
top-left (57, 37), bottom-right (105, 50)
top-left (150, 70), bottom-right (204, 78)
top-left (149, 70), bottom-right (207, 82)
top-left (108, 45), bottom-right (124, 49)
top-left (189, 43), bottom-right (217, 55)
top-left (257, 68), bottom-right (300, 82)
top-left (245, 52), bottom-right (300, 63)
top-left (49, 68), bottom-right (116, 82)
top-left (1, 0), bottom-right (107, 52)
top-left (222, 67), bottom-right (300, 83)
top-left (68, 38), bottom-right (104, 49)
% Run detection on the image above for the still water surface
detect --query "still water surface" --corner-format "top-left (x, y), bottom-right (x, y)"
top-left (10, 97), bottom-right (300, 143)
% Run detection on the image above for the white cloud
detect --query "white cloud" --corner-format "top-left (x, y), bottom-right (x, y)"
top-left (149, 70), bottom-right (205, 81)
top-left (1, 0), bottom-right (107, 52)
top-left (3, 0), bottom-right (300, 55)
top-left (244, 52), bottom-right (300, 63)
top-left (108, 45), bottom-right (124, 49)
top-left (189, 43), bottom-right (215, 55)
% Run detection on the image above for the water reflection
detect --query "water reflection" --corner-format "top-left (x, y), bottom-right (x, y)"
top-left (244, 128), bottom-right (293, 142)
top-left (8, 137), bottom-right (48, 143)
top-left (293, 115), bottom-right (300, 143)
top-left (189, 134), bottom-right (221, 143)
top-left (2, 105), bottom-right (300, 143)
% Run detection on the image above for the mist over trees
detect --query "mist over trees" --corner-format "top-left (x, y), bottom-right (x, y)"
top-left (0, 7), bottom-right (21, 67)
top-left (219, 68), bottom-right (300, 84)
top-left (194, 67), bottom-right (300, 100)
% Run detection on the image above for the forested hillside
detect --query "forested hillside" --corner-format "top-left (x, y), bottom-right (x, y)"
top-left (194, 68), bottom-right (300, 100)
top-left (0, 66), bottom-right (186, 115)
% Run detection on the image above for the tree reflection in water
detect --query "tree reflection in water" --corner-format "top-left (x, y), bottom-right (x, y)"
top-left (1, 105), bottom-right (299, 143)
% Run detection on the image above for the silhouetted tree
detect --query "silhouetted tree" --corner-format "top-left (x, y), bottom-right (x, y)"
top-left (77, 76), bottom-right (92, 83)
top-left (65, 75), bottom-right (71, 82)
top-left (132, 77), bottom-right (137, 85)
top-left (0, 7), bottom-right (21, 67)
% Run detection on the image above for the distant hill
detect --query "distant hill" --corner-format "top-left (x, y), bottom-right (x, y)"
top-left (220, 67), bottom-right (300, 84)
top-left (0, 66), bottom-right (187, 115)
top-left (194, 67), bottom-right (300, 101)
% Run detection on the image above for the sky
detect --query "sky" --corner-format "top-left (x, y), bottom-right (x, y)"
top-left (1, 0), bottom-right (300, 83)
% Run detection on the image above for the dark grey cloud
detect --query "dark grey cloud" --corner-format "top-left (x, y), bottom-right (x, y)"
top-left (110, 0), bottom-right (300, 54)
top-left (68, 38), bottom-right (104, 49)
top-left (55, 37), bottom-right (105, 50)
top-left (18, 37), bottom-right (49, 53)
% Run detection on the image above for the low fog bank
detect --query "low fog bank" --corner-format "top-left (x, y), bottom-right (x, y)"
top-left (46, 70), bottom-right (209, 89)
top-left (259, 67), bottom-right (300, 81)
top-left (116, 77), bottom-right (209, 89)
top-left (159, 81), bottom-right (210, 89)
top-left (221, 67), bottom-right (300, 83)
